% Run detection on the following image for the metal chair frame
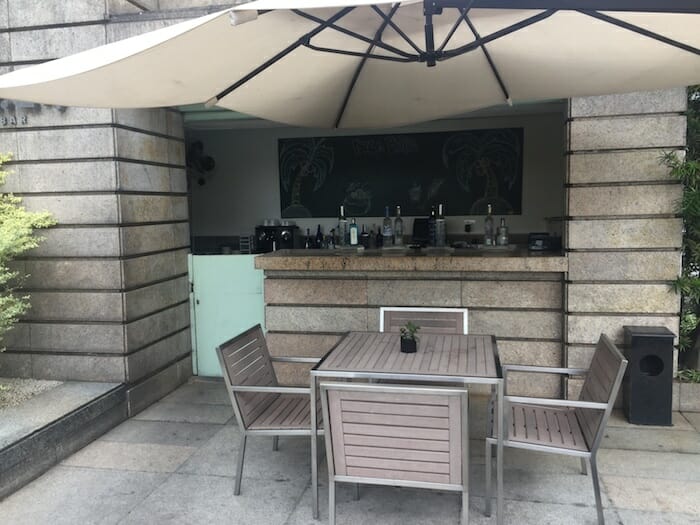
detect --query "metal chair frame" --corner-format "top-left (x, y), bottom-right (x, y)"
top-left (379, 306), bottom-right (469, 334)
top-left (216, 324), bottom-right (323, 495)
top-left (320, 381), bottom-right (470, 525)
top-left (485, 333), bottom-right (628, 525)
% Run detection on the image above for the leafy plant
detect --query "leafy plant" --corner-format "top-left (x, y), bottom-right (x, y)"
top-left (665, 86), bottom-right (700, 364)
top-left (678, 368), bottom-right (700, 383)
top-left (399, 321), bottom-right (420, 341)
top-left (0, 153), bottom-right (55, 350)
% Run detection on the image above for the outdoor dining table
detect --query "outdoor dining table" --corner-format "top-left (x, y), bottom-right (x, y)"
top-left (310, 331), bottom-right (505, 524)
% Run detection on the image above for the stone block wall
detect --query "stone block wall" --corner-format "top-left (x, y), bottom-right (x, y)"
top-left (0, 1), bottom-right (197, 414)
top-left (264, 270), bottom-right (565, 397)
top-left (565, 89), bottom-right (685, 403)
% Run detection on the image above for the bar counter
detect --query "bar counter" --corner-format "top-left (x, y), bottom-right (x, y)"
top-left (254, 247), bottom-right (568, 273)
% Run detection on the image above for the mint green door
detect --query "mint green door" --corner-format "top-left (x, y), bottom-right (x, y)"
top-left (188, 254), bottom-right (265, 377)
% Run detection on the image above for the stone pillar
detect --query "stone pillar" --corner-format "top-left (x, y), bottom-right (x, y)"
top-left (566, 89), bottom-right (686, 402)
top-left (0, 0), bottom-right (192, 414)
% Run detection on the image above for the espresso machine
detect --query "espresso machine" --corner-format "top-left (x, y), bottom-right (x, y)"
top-left (254, 224), bottom-right (299, 253)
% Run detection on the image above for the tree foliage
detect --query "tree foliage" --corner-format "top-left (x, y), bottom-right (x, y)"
top-left (0, 154), bottom-right (55, 350)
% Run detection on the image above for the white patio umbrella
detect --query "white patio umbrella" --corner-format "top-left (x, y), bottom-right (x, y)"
top-left (0, 0), bottom-right (698, 128)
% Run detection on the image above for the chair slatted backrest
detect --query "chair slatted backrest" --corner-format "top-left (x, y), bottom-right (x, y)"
top-left (217, 324), bottom-right (279, 428)
top-left (380, 307), bottom-right (468, 335)
top-left (323, 385), bottom-right (465, 486)
top-left (575, 334), bottom-right (628, 451)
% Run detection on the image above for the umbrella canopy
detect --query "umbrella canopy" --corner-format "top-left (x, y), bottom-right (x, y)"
top-left (0, 0), bottom-right (698, 128)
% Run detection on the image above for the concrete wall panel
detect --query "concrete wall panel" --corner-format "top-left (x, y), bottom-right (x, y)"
top-left (265, 279), bottom-right (368, 306)
top-left (21, 259), bottom-right (122, 290)
top-left (10, 25), bottom-right (107, 61)
top-left (462, 280), bottom-right (562, 309)
top-left (368, 280), bottom-right (461, 307)
top-left (125, 303), bottom-right (190, 351)
top-left (266, 332), bottom-right (343, 358)
top-left (117, 162), bottom-right (171, 193)
top-left (32, 228), bottom-right (121, 257)
top-left (569, 115), bottom-right (686, 151)
top-left (569, 184), bottom-right (681, 217)
top-left (568, 251), bottom-right (680, 281)
top-left (567, 314), bottom-right (679, 345)
top-left (568, 218), bottom-right (682, 249)
top-left (123, 276), bottom-right (189, 320)
top-left (119, 194), bottom-right (188, 223)
top-left (16, 128), bottom-right (114, 160)
top-left (8, 0), bottom-right (106, 26)
top-left (22, 195), bottom-right (119, 224)
top-left (125, 329), bottom-right (190, 383)
top-left (122, 249), bottom-right (189, 289)
top-left (1, 161), bottom-right (117, 193)
top-left (469, 310), bottom-right (562, 340)
top-left (30, 354), bottom-right (126, 382)
top-left (266, 306), bottom-right (370, 333)
top-left (120, 222), bottom-right (190, 255)
top-left (568, 284), bottom-right (679, 314)
top-left (570, 88), bottom-right (687, 117)
top-left (25, 323), bottom-right (125, 353)
top-left (569, 149), bottom-right (679, 184)
top-left (26, 291), bottom-right (123, 322)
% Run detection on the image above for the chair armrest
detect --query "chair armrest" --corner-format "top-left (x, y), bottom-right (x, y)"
top-left (271, 357), bottom-right (322, 364)
top-left (231, 385), bottom-right (311, 394)
top-left (502, 365), bottom-right (588, 376)
top-left (505, 395), bottom-right (608, 410)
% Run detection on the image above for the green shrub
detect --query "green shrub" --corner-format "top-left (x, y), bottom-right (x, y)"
top-left (0, 153), bottom-right (55, 350)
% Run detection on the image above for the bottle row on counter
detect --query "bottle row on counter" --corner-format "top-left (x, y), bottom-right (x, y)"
top-left (302, 203), bottom-right (509, 250)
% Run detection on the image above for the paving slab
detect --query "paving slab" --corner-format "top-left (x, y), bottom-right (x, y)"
top-left (616, 508), bottom-right (700, 525)
top-left (61, 440), bottom-right (197, 473)
top-left (0, 466), bottom-right (167, 525)
top-left (160, 379), bottom-right (230, 406)
top-left (602, 475), bottom-right (700, 515)
top-left (602, 426), bottom-right (700, 454)
top-left (119, 473), bottom-right (306, 525)
top-left (683, 411), bottom-right (700, 432)
top-left (598, 448), bottom-right (700, 481)
top-left (177, 424), bottom-right (311, 483)
top-left (100, 419), bottom-right (223, 447)
top-left (607, 409), bottom-right (695, 431)
top-left (132, 401), bottom-right (233, 424)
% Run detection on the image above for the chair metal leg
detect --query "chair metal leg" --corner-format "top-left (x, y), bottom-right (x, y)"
top-left (590, 456), bottom-right (605, 525)
top-left (272, 435), bottom-right (279, 451)
top-left (580, 457), bottom-right (588, 475)
top-left (329, 480), bottom-right (336, 525)
top-left (234, 433), bottom-right (247, 496)
top-left (485, 440), bottom-right (493, 517)
top-left (353, 483), bottom-right (360, 501)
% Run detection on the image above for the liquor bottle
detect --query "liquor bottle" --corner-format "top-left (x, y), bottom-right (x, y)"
top-left (315, 224), bottom-right (323, 249)
top-left (428, 205), bottom-right (437, 246)
top-left (349, 218), bottom-right (359, 246)
top-left (328, 228), bottom-right (336, 249)
top-left (375, 225), bottom-right (384, 248)
top-left (304, 228), bottom-right (312, 249)
top-left (496, 217), bottom-right (509, 246)
top-left (360, 224), bottom-right (370, 248)
top-left (338, 205), bottom-right (349, 246)
top-left (484, 204), bottom-right (495, 246)
top-left (435, 203), bottom-right (446, 247)
top-left (382, 206), bottom-right (393, 246)
top-left (394, 205), bottom-right (404, 246)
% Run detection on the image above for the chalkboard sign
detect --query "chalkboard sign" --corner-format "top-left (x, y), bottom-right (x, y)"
top-left (278, 128), bottom-right (523, 218)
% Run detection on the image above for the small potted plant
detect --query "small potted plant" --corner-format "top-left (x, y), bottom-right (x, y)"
top-left (399, 321), bottom-right (420, 353)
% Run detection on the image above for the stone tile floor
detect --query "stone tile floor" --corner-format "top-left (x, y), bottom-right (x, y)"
top-left (1, 378), bottom-right (699, 525)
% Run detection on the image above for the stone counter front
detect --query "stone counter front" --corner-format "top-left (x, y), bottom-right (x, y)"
top-left (256, 249), bottom-right (567, 397)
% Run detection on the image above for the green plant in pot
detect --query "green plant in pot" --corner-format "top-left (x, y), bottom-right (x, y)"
top-left (399, 321), bottom-right (420, 353)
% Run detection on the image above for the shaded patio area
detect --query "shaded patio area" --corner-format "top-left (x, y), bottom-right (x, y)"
top-left (1, 378), bottom-right (698, 525)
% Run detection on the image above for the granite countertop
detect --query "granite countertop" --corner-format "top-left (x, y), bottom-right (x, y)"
top-left (254, 247), bottom-right (568, 272)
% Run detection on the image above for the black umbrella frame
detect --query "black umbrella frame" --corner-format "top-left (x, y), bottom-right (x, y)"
top-left (212, 0), bottom-right (700, 127)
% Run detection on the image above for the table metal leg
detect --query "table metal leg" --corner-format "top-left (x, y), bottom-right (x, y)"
top-left (497, 379), bottom-right (504, 525)
top-left (311, 374), bottom-right (319, 519)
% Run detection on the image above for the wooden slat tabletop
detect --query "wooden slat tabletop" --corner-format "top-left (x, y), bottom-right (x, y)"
top-left (317, 332), bottom-right (500, 378)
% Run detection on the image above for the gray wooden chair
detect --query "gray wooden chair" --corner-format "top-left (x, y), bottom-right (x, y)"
top-left (485, 333), bottom-right (627, 525)
top-left (380, 307), bottom-right (468, 334)
top-left (320, 382), bottom-right (470, 525)
top-left (216, 324), bottom-right (322, 495)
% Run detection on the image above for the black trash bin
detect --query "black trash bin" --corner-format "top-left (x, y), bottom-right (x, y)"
top-left (623, 326), bottom-right (675, 426)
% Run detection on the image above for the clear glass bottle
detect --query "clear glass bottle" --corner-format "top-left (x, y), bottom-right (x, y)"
top-left (484, 203), bottom-right (495, 246)
top-left (435, 203), bottom-right (446, 247)
top-left (382, 205), bottom-right (393, 246)
top-left (393, 205), bottom-right (404, 246)
top-left (349, 218), bottom-right (359, 246)
top-left (360, 224), bottom-right (370, 248)
top-left (497, 217), bottom-right (509, 246)
top-left (338, 205), bottom-right (348, 246)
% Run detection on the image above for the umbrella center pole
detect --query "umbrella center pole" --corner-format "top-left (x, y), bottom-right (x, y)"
top-left (423, 0), bottom-right (442, 67)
